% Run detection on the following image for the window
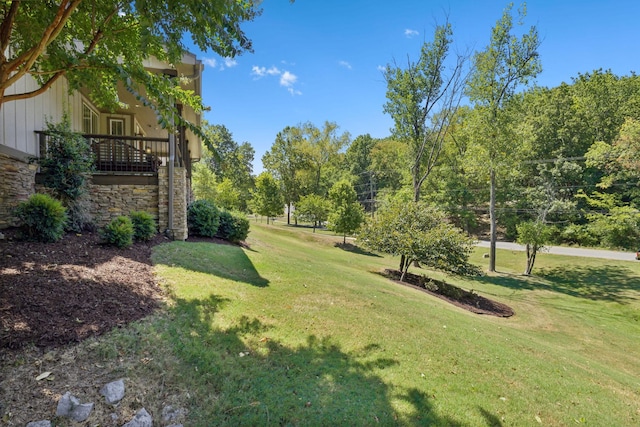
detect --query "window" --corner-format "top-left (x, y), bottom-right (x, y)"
top-left (82, 102), bottom-right (99, 134)
top-left (109, 118), bottom-right (124, 136)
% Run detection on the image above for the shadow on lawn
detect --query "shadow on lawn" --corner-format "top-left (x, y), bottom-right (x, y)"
top-left (471, 265), bottom-right (639, 303)
top-left (334, 242), bottom-right (382, 257)
top-left (153, 241), bottom-right (269, 287)
top-left (164, 295), bottom-right (481, 426)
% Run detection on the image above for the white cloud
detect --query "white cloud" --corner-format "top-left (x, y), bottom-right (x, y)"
top-left (203, 57), bottom-right (238, 71)
top-left (339, 60), bottom-right (352, 70)
top-left (280, 71), bottom-right (297, 87)
top-left (252, 65), bottom-right (301, 95)
top-left (376, 65), bottom-right (386, 72)
top-left (404, 28), bottom-right (419, 38)
top-left (202, 57), bottom-right (217, 68)
top-left (251, 65), bottom-right (281, 78)
top-left (224, 58), bottom-right (238, 68)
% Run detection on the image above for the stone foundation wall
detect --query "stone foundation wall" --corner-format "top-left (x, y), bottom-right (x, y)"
top-left (88, 183), bottom-right (159, 228)
top-left (0, 153), bottom-right (37, 229)
top-left (2, 157), bottom-right (189, 240)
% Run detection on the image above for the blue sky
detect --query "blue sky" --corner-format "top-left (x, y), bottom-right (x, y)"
top-left (185, 0), bottom-right (639, 173)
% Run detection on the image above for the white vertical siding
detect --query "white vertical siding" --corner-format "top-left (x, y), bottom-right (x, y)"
top-left (0, 74), bottom-right (81, 157)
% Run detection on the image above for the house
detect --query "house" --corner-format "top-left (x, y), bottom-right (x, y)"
top-left (0, 52), bottom-right (204, 240)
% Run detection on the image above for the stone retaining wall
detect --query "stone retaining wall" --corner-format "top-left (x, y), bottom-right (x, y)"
top-left (1, 157), bottom-right (189, 240)
top-left (0, 153), bottom-right (37, 229)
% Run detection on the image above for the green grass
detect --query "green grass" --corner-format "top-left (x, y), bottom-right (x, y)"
top-left (124, 222), bottom-right (640, 425)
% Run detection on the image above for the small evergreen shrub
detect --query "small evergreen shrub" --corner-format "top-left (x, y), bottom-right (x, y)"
top-left (130, 211), bottom-right (157, 241)
top-left (101, 216), bottom-right (134, 248)
top-left (187, 199), bottom-right (220, 237)
top-left (216, 211), bottom-right (250, 242)
top-left (15, 193), bottom-right (67, 242)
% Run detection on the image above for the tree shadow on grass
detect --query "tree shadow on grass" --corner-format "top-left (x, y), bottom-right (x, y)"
top-left (334, 242), bottom-right (382, 257)
top-left (470, 265), bottom-right (639, 303)
top-left (152, 241), bottom-right (269, 287)
top-left (163, 295), bottom-right (477, 426)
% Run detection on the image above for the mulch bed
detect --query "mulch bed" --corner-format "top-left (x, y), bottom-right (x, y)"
top-left (381, 269), bottom-right (514, 317)
top-left (0, 229), bottom-right (170, 351)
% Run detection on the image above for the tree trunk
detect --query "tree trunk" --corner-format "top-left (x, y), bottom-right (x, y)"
top-left (287, 201), bottom-right (291, 224)
top-left (489, 167), bottom-right (497, 272)
top-left (524, 243), bottom-right (537, 275)
top-left (343, 234), bottom-right (346, 244)
top-left (399, 254), bottom-right (406, 272)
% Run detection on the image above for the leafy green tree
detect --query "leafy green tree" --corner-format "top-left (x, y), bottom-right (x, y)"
top-left (294, 194), bottom-right (329, 232)
top-left (263, 126), bottom-right (308, 224)
top-left (466, 2), bottom-right (542, 271)
top-left (0, 0), bottom-right (258, 137)
top-left (204, 123), bottom-right (255, 211)
top-left (359, 200), bottom-right (477, 281)
top-left (383, 21), bottom-right (467, 202)
top-left (327, 180), bottom-right (365, 244)
top-left (299, 121), bottom-right (350, 196)
top-left (216, 178), bottom-right (242, 211)
top-left (251, 172), bottom-right (283, 224)
top-left (191, 161), bottom-right (218, 204)
top-left (343, 134), bottom-right (378, 210)
top-left (516, 220), bottom-right (553, 275)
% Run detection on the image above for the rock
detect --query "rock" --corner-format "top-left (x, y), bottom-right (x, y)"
top-left (26, 421), bottom-right (52, 427)
top-left (122, 407), bottom-right (153, 427)
top-left (162, 405), bottom-right (187, 423)
top-left (56, 391), bottom-right (94, 422)
top-left (167, 424), bottom-right (184, 427)
top-left (101, 379), bottom-right (126, 404)
top-left (0, 232), bottom-right (5, 240)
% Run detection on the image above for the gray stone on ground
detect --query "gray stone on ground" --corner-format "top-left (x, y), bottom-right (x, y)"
top-left (100, 379), bottom-right (126, 404)
top-left (166, 424), bottom-right (184, 427)
top-left (162, 405), bottom-right (187, 423)
top-left (121, 407), bottom-right (153, 427)
top-left (26, 421), bottom-right (52, 427)
top-left (56, 391), bottom-right (94, 422)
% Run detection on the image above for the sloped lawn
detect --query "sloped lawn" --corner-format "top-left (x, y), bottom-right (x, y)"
top-left (1, 221), bottom-right (639, 426)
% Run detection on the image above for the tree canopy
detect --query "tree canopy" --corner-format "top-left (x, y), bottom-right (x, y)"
top-left (0, 0), bottom-right (259, 132)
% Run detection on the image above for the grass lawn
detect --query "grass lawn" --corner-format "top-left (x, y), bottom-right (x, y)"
top-left (108, 221), bottom-right (639, 425)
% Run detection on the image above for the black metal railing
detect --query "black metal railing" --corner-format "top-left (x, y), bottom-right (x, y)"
top-left (36, 132), bottom-right (186, 173)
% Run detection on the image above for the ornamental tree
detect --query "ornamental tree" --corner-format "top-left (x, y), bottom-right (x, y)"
top-left (359, 200), bottom-right (478, 281)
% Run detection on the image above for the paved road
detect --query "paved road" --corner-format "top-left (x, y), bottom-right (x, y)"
top-left (476, 240), bottom-right (638, 261)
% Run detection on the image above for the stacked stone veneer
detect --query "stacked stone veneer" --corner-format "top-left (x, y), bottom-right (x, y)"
top-left (0, 153), bottom-right (38, 229)
top-left (1, 157), bottom-right (189, 240)
top-left (158, 167), bottom-right (188, 240)
top-left (88, 183), bottom-right (159, 228)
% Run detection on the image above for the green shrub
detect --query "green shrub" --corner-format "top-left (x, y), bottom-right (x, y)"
top-left (130, 211), bottom-right (157, 241)
top-left (187, 199), bottom-right (220, 237)
top-left (37, 114), bottom-right (95, 232)
top-left (14, 193), bottom-right (67, 242)
top-left (101, 216), bottom-right (134, 248)
top-left (216, 211), bottom-right (250, 242)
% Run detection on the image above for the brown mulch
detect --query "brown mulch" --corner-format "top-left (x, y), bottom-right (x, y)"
top-left (0, 229), bottom-right (170, 351)
top-left (381, 269), bottom-right (515, 317)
